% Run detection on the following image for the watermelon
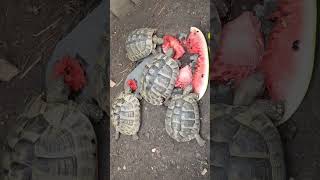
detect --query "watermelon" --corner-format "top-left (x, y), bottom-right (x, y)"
top-left (211, 11), bottom-right (264, 84)
top-left (175, 65), bottom-right (193, 89)
top-left (186, 27), bottom-right (209, 100)
top-left (162, 35), bottom-right (185, 60)
top-left (259, 0), bottom-right (317, 124)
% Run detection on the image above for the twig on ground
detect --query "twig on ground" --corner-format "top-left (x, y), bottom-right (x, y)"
top-left (115, 78), bottom-right (124, 87)
top-left (33, 17), bottom-right (62, 37)
top-left (19, 55), bottom-right (42, 79)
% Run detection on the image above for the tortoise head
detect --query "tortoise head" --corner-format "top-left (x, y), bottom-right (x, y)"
top-left (233, 72), bottom-right (265, 106)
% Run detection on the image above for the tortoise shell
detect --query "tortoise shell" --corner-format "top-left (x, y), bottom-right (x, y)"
top-left (140, 53), bottom-right (179, 105)
top-left (126, 28), bottom-right (157, 61)
top-left (211, 103), bottom-right (286, 180)
top-left (165, 92), bottom-right (205, 146)
top-left (1, 96), bottom-right (97, 180)
top-left (111, 92), bottom-right (141, 139)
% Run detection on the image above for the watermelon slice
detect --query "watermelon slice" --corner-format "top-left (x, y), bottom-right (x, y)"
top-left (186, 27), bottom-right (209, 100)
top-left (259, 0), bottom-right (317, 124)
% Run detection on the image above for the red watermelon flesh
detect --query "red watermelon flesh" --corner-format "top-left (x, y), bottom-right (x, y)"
top-left (175, 65), bottom-right (193, 89)
top-left (162, 35), bottom-right (185, 60)
top-left (211, 11), bottom-right (264, 84)
top-left (259, 0), bottom-right (302, 100)
top-left (186, 27), bottom-right (209, 99)
top-left (54, 55), bottom-right (86, 92)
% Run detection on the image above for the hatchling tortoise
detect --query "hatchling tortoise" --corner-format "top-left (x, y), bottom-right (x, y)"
top-left (111, 87), bottom-right (141, 140)
top-left (140, 48), bottom-right (180, 105)
top-left (126, 28), bottom-right (164, 61)
top-left (211, 72), bottom-right (286, 180)
top-left (165, 85), bottom-right (205, 146)
top-left (0, 76), bottom-right (99, 180)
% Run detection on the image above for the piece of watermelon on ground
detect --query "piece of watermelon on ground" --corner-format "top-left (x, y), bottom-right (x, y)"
top-left (259, 0), bottom-right (317, 124)
top-left (185, 27), bottom-right (209, 100)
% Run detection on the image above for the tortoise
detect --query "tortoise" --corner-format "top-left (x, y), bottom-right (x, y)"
top-left (210, 72), bottom-right (286, 180)
top-left (140, 48), bottom-right (180, 105)
top-left (125, 28), bottom-right (164, 62)
top-left (0, 76), bottom-right (99, 180)
top-left (165, 85), bottom-right (206, 146)
top-left (111, 87), bottom-right (141, 140)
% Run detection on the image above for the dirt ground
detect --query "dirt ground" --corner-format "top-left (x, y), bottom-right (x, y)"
top-left (110, 0), bottom-right (210, 179)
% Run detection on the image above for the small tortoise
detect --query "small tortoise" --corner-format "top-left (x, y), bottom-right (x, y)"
top-left (111, 88), bottom-right (141, 140)
top-left (140, 48), bottom-right (180, 105)
top-left (126, 28), bottom-right (164, 62)
top-left (165, 85), bottom-right (205, 146)
top-left (211, 72), bottom-right (286, 180)
top-left (0, 77), bottom-right (98, 180)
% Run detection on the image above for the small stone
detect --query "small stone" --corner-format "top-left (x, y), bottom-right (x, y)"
top-left (201, 168), bottom-right (207, 176)
top-left (145, 132), bottom-right (150, 139)
top-left (117, 167), bottom-right (121, 171)
top-left (177, 165), bottom-right (180, 169)
top-left (123, 165), bottom-right (126, 170)
top-left (0, 59), bottom-right (19, 82)
top-left (151, 166), bottom-right (154, 170)
top-left (196, 152), bottom-right (201, 158)
top-left (152, 148), bottom-right (156, 153)
top-left (110, 80), bottom-right (116, 87)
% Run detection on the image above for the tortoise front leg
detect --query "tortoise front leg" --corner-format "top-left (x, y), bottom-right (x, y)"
top-left (195, 134), bottom-right (205, 146)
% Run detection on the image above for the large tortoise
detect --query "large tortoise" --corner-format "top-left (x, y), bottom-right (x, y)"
top-left (210, 72), bottom-right (286, 180)
top-left (0, 78), bottom-right (99, 180)
top-left (0, 55), bottom-right (107, 180)
top-left (140, 49), bottom-right (180, 105)
top-left (165, 85), bottom-right (205, 146)
top-left (111, 88), bottom-right (141, 140)
top-left (125, 28), bottom-right (164, 62)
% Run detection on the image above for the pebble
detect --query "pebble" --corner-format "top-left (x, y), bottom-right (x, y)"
top-left (145, 132), bottom-right (150, 139)
top-left (123, 165), bottom-right (126, 170)
top-left (110, 80), bottom-right (116, 87)
top-left (117, 167), bottom-right (121, 171)
top-left (201, 168), bottom-right (207, 176)
top-left (152, 148), bottom-right (156, 153)
top-left (196, 152), bottom-right (201, 158)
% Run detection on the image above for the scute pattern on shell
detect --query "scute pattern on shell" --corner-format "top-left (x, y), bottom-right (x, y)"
top-left (111, 92), bottom-right (140, 136)
top-left (211, 103), bottom-right (286, 180)
top-left (141, 53), bottom-right (179, 105)
top-left (1, 98), bottom-right (97, 180)
top-left (126, 28), bottom-right (157, 61)
top-left (165, 93), bottom-right (200, 142)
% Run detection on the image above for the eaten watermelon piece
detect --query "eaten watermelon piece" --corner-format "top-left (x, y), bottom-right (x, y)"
top-left (175, 65), bottom-right (193, 89)
top-left (162, 35), bottom-right (185, 60)
top-left (186, 27), bottom-right (209, 100)
top-left (54, 55), bottom-right (87, 92)
top-left (211, 11), bottom-right (264, 84)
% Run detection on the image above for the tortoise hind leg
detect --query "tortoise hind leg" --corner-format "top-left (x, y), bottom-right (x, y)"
top-left (132, 134), bottom-right (139, 140)
top-left (251, 100), bottom-right (285, 123)
top-left (195, 134), bottom-right (205, 146)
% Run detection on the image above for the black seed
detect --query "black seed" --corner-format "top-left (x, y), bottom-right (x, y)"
top-left (201, 74), bottom-right (204, 78)
top-left (292, 40), bottom-right (300, 51)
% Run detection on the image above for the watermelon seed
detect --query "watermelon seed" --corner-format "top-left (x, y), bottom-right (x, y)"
top-left (292, 40), bottom-right (300, 51)
top-left (201, 74), bottom-right (204, 78)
